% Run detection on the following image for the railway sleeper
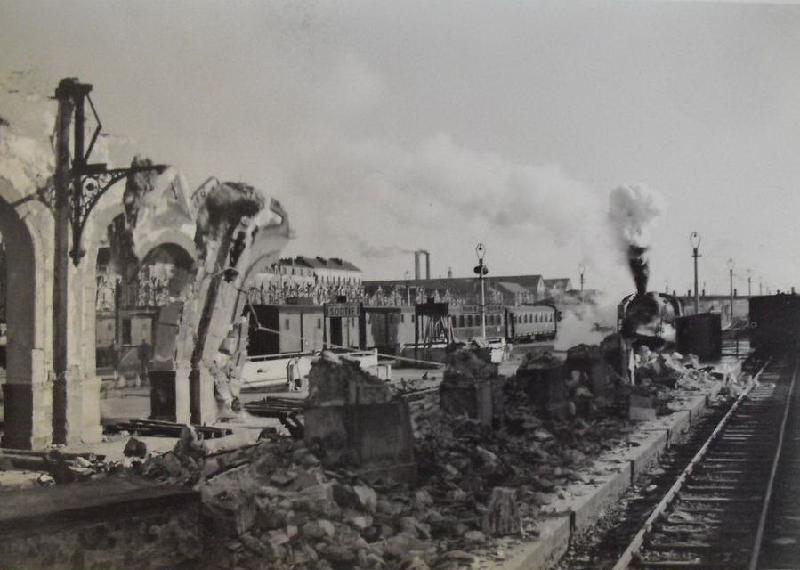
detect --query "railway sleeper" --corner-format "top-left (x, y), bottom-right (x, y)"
top-left (637, 550), bottom-right (751, 565)
top-left (652, 525), bottom-right (753, 538)
top-left (634, 561), bottom-right (750, 569)
top-left (671, 503), bottom-right (766, 514)
top-left (677, 495), bottom-right (764, 503)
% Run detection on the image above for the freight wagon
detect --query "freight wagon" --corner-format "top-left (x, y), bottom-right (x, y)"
top-left (749, 294), bottom-right (800, 355)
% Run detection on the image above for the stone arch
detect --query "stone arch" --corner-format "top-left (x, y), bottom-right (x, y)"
top-left (0, 176), bottom-right (53, 449)
top-left (139, 242), bottom-right (196, 299)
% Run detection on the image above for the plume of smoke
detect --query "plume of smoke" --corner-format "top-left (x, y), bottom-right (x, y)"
top-left (608, 184), bottom-right (664, 295)
top-left (347, 233), bottom-right (416, 259)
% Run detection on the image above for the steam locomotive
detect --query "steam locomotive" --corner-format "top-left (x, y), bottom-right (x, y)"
top-left (617, 292), bottom-right (683, 349)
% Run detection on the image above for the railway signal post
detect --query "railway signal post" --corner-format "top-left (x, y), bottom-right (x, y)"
top-left (690, 231), bottom-right (701, 314)
top-left (474, 243), bottom-right (488, 340)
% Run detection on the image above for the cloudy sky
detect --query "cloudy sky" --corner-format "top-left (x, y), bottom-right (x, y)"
top-left (2, 0), bottom-right (800, 297)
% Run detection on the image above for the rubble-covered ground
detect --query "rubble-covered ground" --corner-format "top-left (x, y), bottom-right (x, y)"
top-left (0, 341), bottom-right (735, 569)
top-left (116, 343), bottom-right (729, 569)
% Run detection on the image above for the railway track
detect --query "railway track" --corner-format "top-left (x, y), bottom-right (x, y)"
top-left (607, 355), bottom-right (797, 570)
top-left (557, 393), bottom-right (736, 570)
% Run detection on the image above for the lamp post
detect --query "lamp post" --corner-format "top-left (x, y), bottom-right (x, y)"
top-left (474, 243), bottom-right (488, 340)
top-left (727, 258), bottom-right (735, 326)
top-left (690, 232), bottom-right (701, 314)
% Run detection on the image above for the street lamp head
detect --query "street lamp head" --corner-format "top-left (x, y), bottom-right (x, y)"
top-left (727, 257), bottom-right (735, 270)
top-left (475, 242), bottom-right (486, 261)
top-left (690, 231), bottom-right (701, 249)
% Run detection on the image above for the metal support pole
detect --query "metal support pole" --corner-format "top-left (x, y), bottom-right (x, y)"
top-left (52, 84), bottom-right (75, 383)
top-left (729, 267), bottom-right (734, 325)
top-left (479, 260), bottom-right (486, 340)
top-left (692, 247), bottom-right (700, 314)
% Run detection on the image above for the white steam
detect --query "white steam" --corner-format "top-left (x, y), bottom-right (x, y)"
top-left (554, 292), bottom-right (618, 350)
top-left (608, 184), bottom-right (664, 255)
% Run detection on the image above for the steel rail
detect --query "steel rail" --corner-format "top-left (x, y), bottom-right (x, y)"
top-left (610, 358), bottom-right (774, 570)
top-left (748, 359), bottom-right (798, 570)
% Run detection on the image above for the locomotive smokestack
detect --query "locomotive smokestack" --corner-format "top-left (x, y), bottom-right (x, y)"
top-left (628, 244), bottom-right (650, 296)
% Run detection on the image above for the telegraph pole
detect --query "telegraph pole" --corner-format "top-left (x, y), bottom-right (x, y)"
top-left (747, 269), bottom-right (752, 297)
top-left (727, 258), bottom-right (735, 326)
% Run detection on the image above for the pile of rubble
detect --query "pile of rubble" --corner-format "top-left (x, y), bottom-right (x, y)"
top-left (136, 430), bottom-right (475, 569)
top-left (122, 343), bottom-right (733, 568)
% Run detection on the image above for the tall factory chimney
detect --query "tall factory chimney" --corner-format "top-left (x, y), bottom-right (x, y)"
top-left (414, 249), bottom-right (430, 280)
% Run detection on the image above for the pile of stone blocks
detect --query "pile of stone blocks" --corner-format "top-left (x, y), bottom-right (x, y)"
top-left (303, 351), bottom-right (416, 484)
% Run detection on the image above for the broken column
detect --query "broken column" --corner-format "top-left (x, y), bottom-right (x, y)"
top-left (173, 179), bottom-right (291, 425)
top-left (439, 347), bottom-right (504, 427)
top-left (565, 344), bottom-right (611, 409)
top-left (303, 351), bottom-right (417, 484)
top-left (515, 351), bottom-right (569, 419)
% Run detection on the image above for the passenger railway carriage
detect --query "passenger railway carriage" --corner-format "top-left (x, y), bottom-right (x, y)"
top-left (243, 302), bottom-right (560, 364)
top-left (504, 303), bottom-right (558, 341)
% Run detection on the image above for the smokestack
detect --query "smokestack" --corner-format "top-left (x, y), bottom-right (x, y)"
top-left (414, 249), bottom-right (430, 280)
top-left (627, 245), bottom-right (650, 295)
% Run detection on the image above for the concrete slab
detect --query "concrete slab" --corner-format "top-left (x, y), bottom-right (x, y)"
top-left (0, 477), bottom-right (200, 570)
top-left (477, 516), bottom-right (571, 570)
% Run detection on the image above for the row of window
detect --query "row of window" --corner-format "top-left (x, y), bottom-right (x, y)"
top-left (452, 313), bottom-right (503, 328)
top-left (514, 312), bottom-right (554, 324)
top-left (365, 313), bottom-right (416, 324)
top-left (282, 316), bottom-right (368, 331)
top-left (278, 311), bottom-right (552, 332)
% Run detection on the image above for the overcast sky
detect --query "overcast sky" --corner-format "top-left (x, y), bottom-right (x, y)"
top-left (2, 0), bottom-right (800, 297)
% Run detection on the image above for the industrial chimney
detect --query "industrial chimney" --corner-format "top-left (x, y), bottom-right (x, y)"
top-left (414, 249), bottom-right (430, 280)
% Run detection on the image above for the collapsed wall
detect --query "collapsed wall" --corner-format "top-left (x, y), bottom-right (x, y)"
top-left (174, 179), bottom-right (291, 424)
top-left (115, 169), bottom-right (291, 425)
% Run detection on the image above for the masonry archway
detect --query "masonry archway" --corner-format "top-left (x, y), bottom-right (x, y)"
top-left (0, 177), bottom-right (53, 449)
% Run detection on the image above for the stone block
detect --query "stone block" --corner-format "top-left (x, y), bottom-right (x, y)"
top-left (304, 400), bottom-right (416, 484)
